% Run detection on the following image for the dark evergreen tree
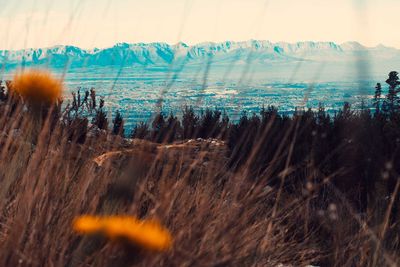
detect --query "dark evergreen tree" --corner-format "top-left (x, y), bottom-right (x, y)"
top-left (112, 110), bottom-right (125, 136)
top-left (198, 109), bottom-right (221, 138)
top-left (373, 83), bottom-right (382, 112)
top-left (385, 71), bottom-right (400, 113)
top-left (182, 106), bottom-right (199, 139)
top-left (151, 113), bottom-right (166, 143)
top-left (165, 113), bottom-right (181, 143)
top-left (219, 111), bottom-right (230, 139)
top-left (386, 71), bottom-right (400, 90)
top-left (90, 88), bottom-right (97, 110)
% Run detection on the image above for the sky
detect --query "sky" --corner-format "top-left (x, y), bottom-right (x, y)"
top-left (0, 0), bottom-right (399, 50)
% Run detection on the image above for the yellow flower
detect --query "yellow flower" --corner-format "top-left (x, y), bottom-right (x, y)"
top-left (12, 69), bottom-right (63, 104)
top-left (73, 215), bottom-right (103, 234)
top-left (73, 215), bottom-right (172, 251)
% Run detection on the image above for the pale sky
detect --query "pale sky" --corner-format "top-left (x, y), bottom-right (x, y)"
top-left (0, 0), bottom-right (399, 50)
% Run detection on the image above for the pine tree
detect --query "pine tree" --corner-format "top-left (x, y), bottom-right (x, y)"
top-left (112, 110), bottom-right (125, 136)
top-left (151, 113), bottom-right (166, 142)
top-left (199, 109), bottom-right (221, 138)
top-left (90, 88), bottom-right (97, 110)
top-left (219, 110), bottom-right (230, 139)
top-left (385, 71), bottom-right (400, 113)
top-left (373, 83), bottom-right (382, 113)
top-left (182, 106), bottom-right (198, 139)
top-left (165, 113), bottom-right (181, 142)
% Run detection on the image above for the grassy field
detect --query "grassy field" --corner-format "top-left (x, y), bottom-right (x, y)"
top-left (0, 71), bottom-right (399, 266)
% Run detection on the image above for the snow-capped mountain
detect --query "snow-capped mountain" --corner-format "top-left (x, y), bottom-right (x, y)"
top-left (1, 40), bottom-right (399, 68)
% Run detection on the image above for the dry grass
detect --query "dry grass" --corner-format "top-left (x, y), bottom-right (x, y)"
top-left (0, 97), bottom-right (399, 267)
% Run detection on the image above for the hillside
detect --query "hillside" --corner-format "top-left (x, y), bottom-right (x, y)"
top-left (1, 68), bottom-right (400, 267)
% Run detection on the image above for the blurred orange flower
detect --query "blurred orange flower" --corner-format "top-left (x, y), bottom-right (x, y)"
top-left (12, 69), bottom-right (63, 104)
top-left (73, 215), bottom-right (172, 251)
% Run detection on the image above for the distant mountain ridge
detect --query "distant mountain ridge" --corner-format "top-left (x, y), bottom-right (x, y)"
top-left (1, 40), bottom-right (399, 68)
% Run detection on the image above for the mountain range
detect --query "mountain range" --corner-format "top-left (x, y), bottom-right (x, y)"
top-left (1, 40), bottom-right (399, 68)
